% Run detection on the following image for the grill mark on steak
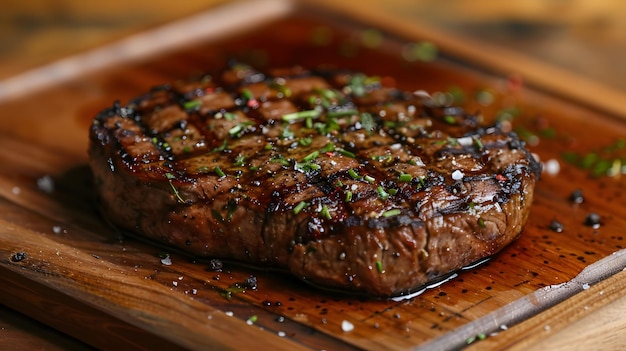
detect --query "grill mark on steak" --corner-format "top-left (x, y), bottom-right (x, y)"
top-left (89, 63), bottom-right (541, 296)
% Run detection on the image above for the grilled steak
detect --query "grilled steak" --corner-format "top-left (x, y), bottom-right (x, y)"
top-left (88, 63), bottom-right (541, 296)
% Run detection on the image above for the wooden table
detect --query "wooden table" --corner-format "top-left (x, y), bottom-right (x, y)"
top-left (1, 1), bottom-right (625, 350)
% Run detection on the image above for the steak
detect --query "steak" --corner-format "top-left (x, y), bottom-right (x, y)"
top-left (88, 63), bottom-right (541, 297)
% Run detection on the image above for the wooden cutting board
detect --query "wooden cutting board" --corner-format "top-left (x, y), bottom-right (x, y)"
top-left (1, 1), bottom-right (624, 350)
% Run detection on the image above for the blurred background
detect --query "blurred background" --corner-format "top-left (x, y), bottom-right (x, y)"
top-left (2, 0), bottom-right (625, 90)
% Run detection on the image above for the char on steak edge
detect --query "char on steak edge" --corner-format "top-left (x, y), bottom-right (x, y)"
top-left (88, 64), bottom-right (541, 297)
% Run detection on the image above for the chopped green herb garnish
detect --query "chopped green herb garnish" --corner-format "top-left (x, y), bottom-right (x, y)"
top-left (383, 120), bottom-right (397, 128)
top-left (327, 109), bottom-right (358, 118)
top-left (375, 260), bottom-right (384, 273)
top-left (345, 190), bottom-right (353, 202)
top-left (398, 173), bottom-right (413, 182)
top-left (233, 155), bottom-right (246, 167)
top-left (229, 122), bottom-right (253, 137)
top-left (214, 167), bottom-right (226, 177)
top-left (295, 161), bottom-right (321, 173)
top-left (211, 209), bottom-right (224, 222)
top-left (473, 138), bottom-right (483, 150)
top-left (183, 99), bottom-right (202, 110)
top-left (241, 88), bottom-right (253, 100)
top-left (270, 155), bottom-right (290, 166)
top-left (212, 140), bottom-right (228, 153)
top-left (320, 205), bottom-right (332, 219)
top-left (246, 315), bottom-right (258, 324)
top-left (402, 41), bottom-right (438, 62)
top-left (321, 143), bottom-right (336, 153)
top-left (446, 137), bottom-right (459, 146)
top-left (581, 152), bottom-right (598, 169)
top-left (280, 126), bottom-right (294, 139)
top-left (336, 148), bottom-right (356, 158)
top-left (447, 86), bottom-right (466, 105)
top-left (478, 218), bottom-right (486, 228)
top-left (562, 151), bottom-right (578, 164)
top-left (383, 209), bottom-right (401, 217)
top-left (197, 166), bottom-right (210, 173)
top-left (264, 143), bottom-right (273, 150)
top-left (364, 175), bottom-right (375, 183)
top-left (223, 112), bottom-right (237, 121)
top-left (303, 151), bottom-right (320, 162)
top-left (335, 179), bottom-right (344, 187)
top-left (377, 186), bottom-right (389, 200)
top-left (496, 107), bottom-right (521, 121)
top-left (321, 117), bottom-right (340, 134)
top-left (360, 112), bottom-right (375, 134)
top-left (219, 283), bottom-right (246, 300)
top-left (293, 201), bottom-right (309, 214)
top-left (165, 172), bottom-right (185, 203)
top-left (226, 199), bottom-right (237, 221)
top-left (592, 159), bottom-right (613, 177)
top-left (271, 81), bottom-right (292, 97)
top-left (348, 169), bottom-right (361, 180)
top-left (314, 87), bottom-right (339, 100)
top-left (372, 155), bottom-right (392, 163)
top-left (443, 115), bottom-right (456, 124)
top-left (347, 74), bottom-right (367, 97)
top-left (388, 188), bottom-right (398, 196)
top-left (282, 109), bottom-right (321, 122)
top-left (416, 176), bottom-right (427, 189)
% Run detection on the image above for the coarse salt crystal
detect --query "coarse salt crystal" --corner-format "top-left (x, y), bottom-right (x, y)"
top-left (277, 331), bottom-right (286, 337)
top-left (225, 311), bottom-right (234, 317)
top-left (341, 320), bottom-right (354, 332)
top-left (457, 136), bottom-right (473, 146)
top-left (52, 226), bottom-right (62, 234)
top-left (37, 175), bottom-right (55, 193)
top-left (544, 159), bottom-right (560, 175)
top-left (582, 283), bottom-right (590, 290)
top-left (160, 255), bottom-right (172, 266)
top-left (11, 186), bottom-right (20, 195)
top-left (452, 170), bottom-right (464, 180)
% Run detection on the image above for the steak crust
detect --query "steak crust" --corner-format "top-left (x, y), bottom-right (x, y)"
top-left (88, 64), bottom-right (541, 296)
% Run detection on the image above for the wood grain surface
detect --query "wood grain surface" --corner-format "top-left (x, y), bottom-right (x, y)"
top-left (1, 1), bottom-right (625, 350)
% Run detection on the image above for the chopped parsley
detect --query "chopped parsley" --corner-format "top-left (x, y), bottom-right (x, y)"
top-left (183, 99), bottom-right (202, 111)
top-left (320, 205), bottom-right (332, 219)
top-left (165, 172), bottom-right (185, 203)
top-left (282, 109), bottom-right (321, 122)
top-left (382, 209), bottom-right (401, 217)
top-left (398, 173), bottom-right (413, 182)
top-left (293, 201), bottom-right (309, 214)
